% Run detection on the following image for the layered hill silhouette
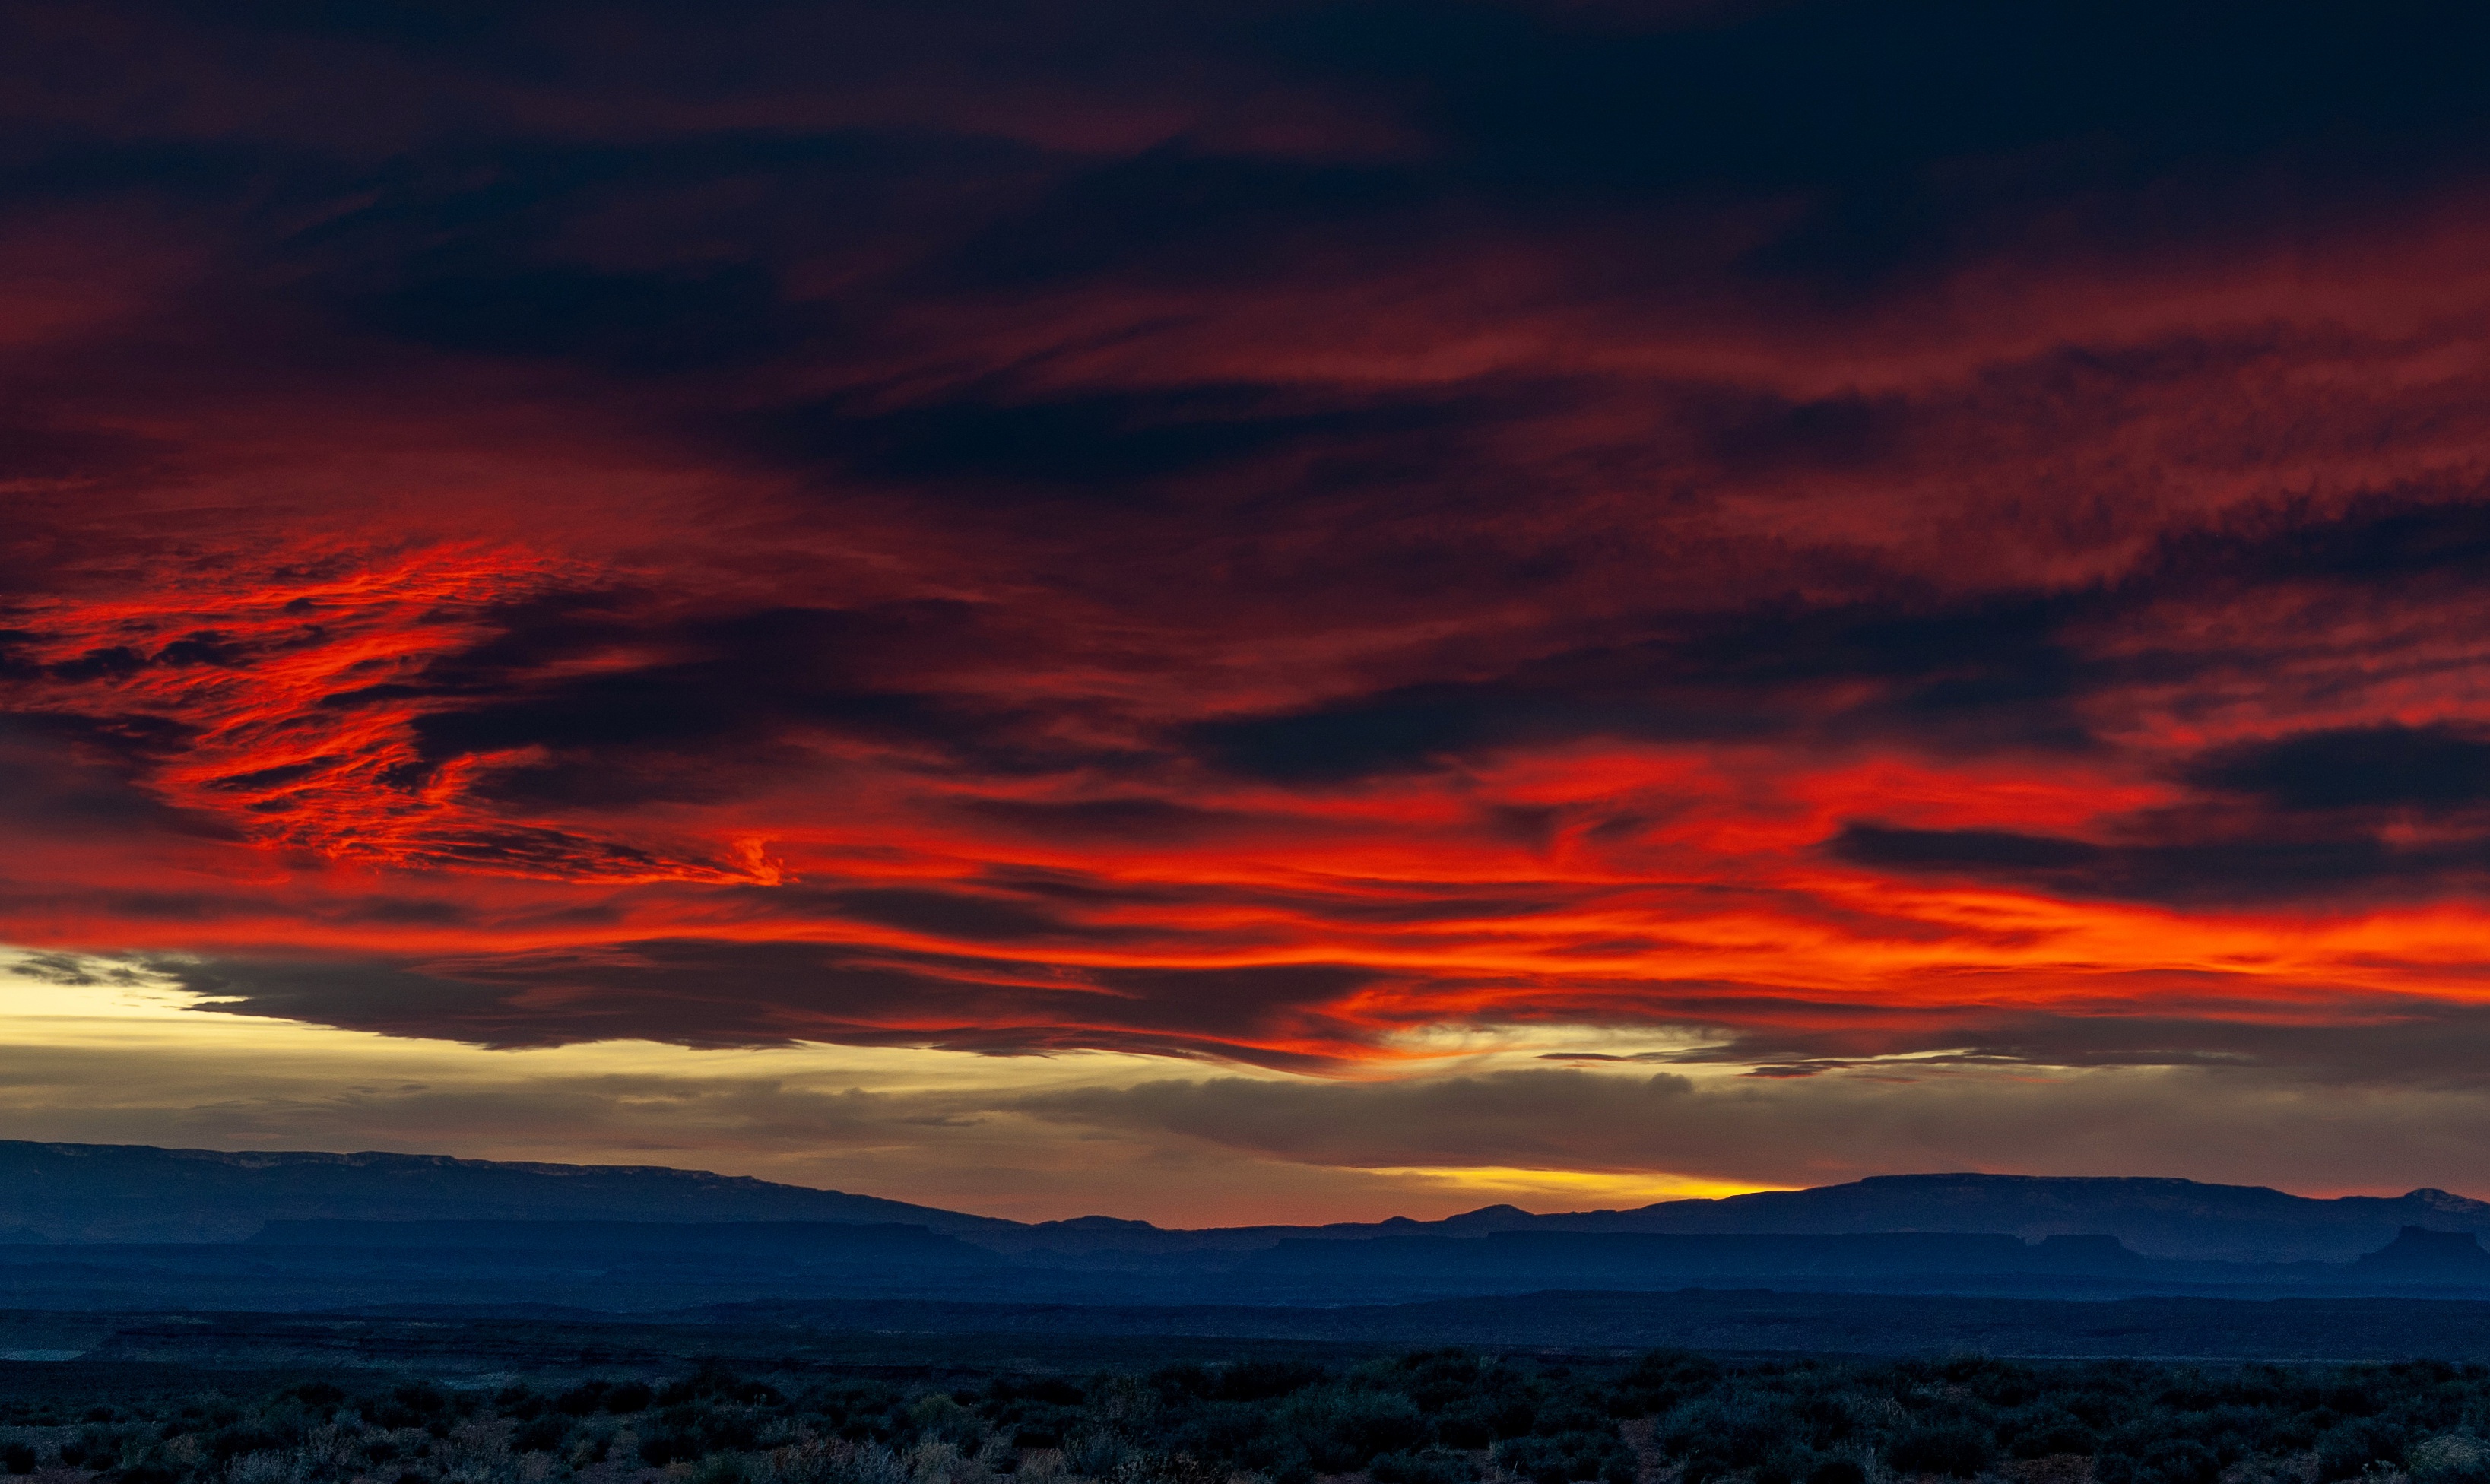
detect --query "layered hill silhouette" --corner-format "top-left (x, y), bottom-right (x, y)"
top-left (249, 1218), bottom-right (1006, 1267)
top-left (1511, 1173), bottom-right (2490, 1264)
top-left (2354, 1225), bottom-right (2490, 1277)
top-left (5, 1140), bottom-right (2490, 1323)
top-left (0, 1140), bottom-right (1010, 1243)
top-left (3, 1140), bottom-right (2485, 1267)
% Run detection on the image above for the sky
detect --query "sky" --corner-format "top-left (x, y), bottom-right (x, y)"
top-left (8, 0), bottom-right (2490, 1225)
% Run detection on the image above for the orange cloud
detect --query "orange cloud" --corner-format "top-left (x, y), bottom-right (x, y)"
top-left (6, 0), bottom-right (2490, 1197)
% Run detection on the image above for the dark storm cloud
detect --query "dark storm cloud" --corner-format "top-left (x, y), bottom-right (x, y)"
top-left (958, 797), bottom-right (1245, 842)
top-left (0, 719), bottom-right (211, 832)
top-left (1274, 2), bottom-right (2490, 192)
top-left (747, 382), bottom-right (1479, 499)
top-left (0, 132), bottom-right (265, 210)
top-left (344, 597), bottom-right (1048, 807)
top-left (27, 2), bottom-right (2490, 277)
top-left (1009, 1054), bottom-right (2490, 1197)
top-left (163, 956), bottom-right (528, 1034)
top-left (46, 647), bottom-right (149, 683)
top-left (1088, 963), bottom-right (1379, 1041)
top-left (354, 261), bottom-right (794, 373)
top-left (1929, 1008), bottom-right (2490, 1090)
top-left (1833, 718), bottom-right (2490, 905)
top-left (959, 861), bottom-right (1584, 931)
top-left (36, 0), bottom-right (2490, 407)
top-left (1184, 474), bottom-right (2490, 789)
top-left (804, 886), bottom-right (1137, 945)
top-left (1020, 1067), bottom-right (1697, 1172)
top-left (1699, 392), bottom-right (1907, 474)
top-left (2145, 490), bottom-right (2490, 591)
top-left (1187, 683), bottom-right (1521, 784)
top-left (1010, 1000), bottom-right (2490, 1181)
top-left (0, 419), bottom-right (171, 484)
top-left (19, 0), bottom-right (2490, 1106)
top-left (271, 130), bottom-right (1052, 378)
top-left (1829, 823), bottom-right (2468, 907)
top-left (149, 941), bottom-right (1389, 1064)
top-left (2186, 725), bottom-right (2490, 812)
top-left (928, 145), bottom-right (1430, 293)
top-left (1187, 591), bottom-right (2102, 782)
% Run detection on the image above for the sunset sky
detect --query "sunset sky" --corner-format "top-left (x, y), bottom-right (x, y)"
top-left (9, 0), bottom-right (2490, 1225)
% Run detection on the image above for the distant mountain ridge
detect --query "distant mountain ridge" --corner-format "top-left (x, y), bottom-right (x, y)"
top-left (0, 1140), bottom-right (1009, 1242)
top-left (249, 1219), bottom-right (1005, 1267)
top-left (2, 1140), bottom-right (2483, 1262)
top-left (1502, 1174), bottom-right (2490, 1262)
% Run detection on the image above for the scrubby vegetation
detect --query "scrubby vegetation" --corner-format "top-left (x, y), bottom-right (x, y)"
top-left (8, 1352), bottom-right (2490, 1484)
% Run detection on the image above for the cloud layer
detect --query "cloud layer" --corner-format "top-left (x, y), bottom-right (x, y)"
top-left (8, 0), bottom-right (2490, 1197)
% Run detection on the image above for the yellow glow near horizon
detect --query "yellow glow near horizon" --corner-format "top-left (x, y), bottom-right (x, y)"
top-left (0, 949), bottom-right (1208, 1088)
top-left (1359, 1165), bottom-right (1788, 1209)
top-left (0, 950), bottom-right (1794, 1224)
top-left (10, 948), bottom-right (2484, 1226)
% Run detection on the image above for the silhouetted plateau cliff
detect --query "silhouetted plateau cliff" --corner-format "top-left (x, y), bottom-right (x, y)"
top-left (5, 1140), bottom-right (2487, 1301)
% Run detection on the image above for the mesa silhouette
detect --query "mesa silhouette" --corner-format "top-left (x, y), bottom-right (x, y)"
top-left (3, 1141), bottom-right (2488, 1321)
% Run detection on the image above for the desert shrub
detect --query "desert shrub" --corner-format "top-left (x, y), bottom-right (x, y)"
top-left (2412, 1435), bottom-right (2490, 1484)
top-left (368, 1387), bottom-right (449, 1432)
top-left (988, 1380), bottom-right (1083, 1409)
top-left (206, 1426), bottom-right (286, 1465)
top-left (29, 1340), bottom-right (2490, 1484)
top-left (1655, 1395), bottom-right (1782, 1473)
top-left (2003, 1408), bottom-right (2100, 1459)
top-left (1149, 1365), bottom-right (1227, 1406)
top-left (112, 1452), bottom-right (184, 1484)
top-left (909, 1396), bottom-right (982, 1450)
top-left (2319, 1420), bottom-right (2412, 1482)
top-left (225, 1452), bottom-right (289, 1484)
top-left (640, 1425), bottom-right (699, 1467)
top-left (490, 1388), bottom-right (541, 1422)
top-left (762, 1438), bottom-right (911, 1484)
top-left (1495, 1432), bottom-right (1634, 1484)
top-left (512, 1415), bottom-right (570, 1455)
top-left (701, 1407), bottom-right (768, 1453)
top-left (1273, 1387), bottom-right (1427, 1472)
top-left (659, 1367), bottom-right (782, 1411)
top-left (1369, 1446), bottom-right (1477, 1484)
top-left (1610, 1353), bottom-right (1724, 1419)
top-left (65, 1421), bottom-right (142, 1469)
top-left (1064, 1431), bottom-right (1130, 1476)
top-left (555, 1386), bottom-right (610, 1418)
top-left (1888, 1422), bottom-right (1996, 1479)
top-left (1210, 1362), bottom-right (1326, 1403)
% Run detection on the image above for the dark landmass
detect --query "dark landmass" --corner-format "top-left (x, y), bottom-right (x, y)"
top-left (17, 1288), bottom-right (2490, 1371)
top-left (0, 1221), bottom-right (2483, 1317)
top-left (13, 1143), bottom-right (2490, 1343)
top-left (5, 1322), bottom-right (2490, 1484)
top-left (250, 1220), bottom-right (1004, 1266)
top-left (671, 1290), bottom-right (2490, 1361)
top-left (11, 1142), bottom-right (2488, 1264)
top-left (1239, 1232), bottom-right (2155, 1281)
top-left (0, 1142), bottom-right (1005, 1245)
top-left (2355, 1226), bottom-right (2490, 1279)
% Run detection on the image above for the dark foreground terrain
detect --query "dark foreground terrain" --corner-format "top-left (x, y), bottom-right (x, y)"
top-left (20, 1289), bottom-right (2490, 1373)
top-left (6, 1333), bottom-right (2490, 1484)
top-left (18, 1140), bottom-right (2490, 1449)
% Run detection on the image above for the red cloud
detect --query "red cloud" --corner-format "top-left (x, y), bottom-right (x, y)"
top-left (11, 0), bottom-right (2490, 1084)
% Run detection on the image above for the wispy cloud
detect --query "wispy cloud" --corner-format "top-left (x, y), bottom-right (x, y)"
top-left (8, 0), bottom-right (2490, 1203)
